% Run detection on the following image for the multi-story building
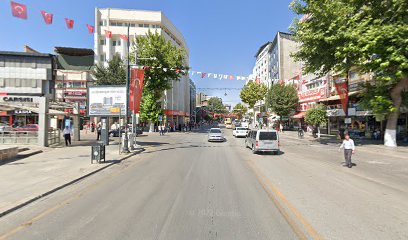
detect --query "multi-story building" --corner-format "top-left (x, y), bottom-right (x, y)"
top-left (54, 47), bottom-right (95, 116)
top-left (189, 79), bottom-right (196, 123)
top-left (269, 32), bottom-right (302, 85)
top-left (254, 42), bottom-right (272, 87)
top-left (0, 51), bottom-right (55, 126)
top-left (94, 8), bottom-right (191, 125)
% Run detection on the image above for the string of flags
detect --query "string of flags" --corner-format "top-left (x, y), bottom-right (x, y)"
top-left (138, 66), bottom-right (249, 81)
top-left (10, 1), bottom-right (96, 33)
top-left (8, 1), bottom-right (250, 81)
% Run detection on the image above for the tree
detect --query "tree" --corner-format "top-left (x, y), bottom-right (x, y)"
top-left (92, 54), bottom-right (126, 85)
top-left (304, 105), bottom-right (327, 139)
top-left (290, 0), bottom-right (408, 147)
top-left (207, 97), bottom-right (226, 114)
top-left (140, 90), bottom-right (163, 123)
top-left (266, 84), bottom-right (299, 119)
top-left (130, 31), bottom-right (188, 126)
top-left (232, 103), bottom-right (248, 119)
top-left (240, 81), bottom-right (267, 124)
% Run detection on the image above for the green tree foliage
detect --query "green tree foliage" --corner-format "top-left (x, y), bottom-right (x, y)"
top-left (207, 97), bottom-right (226, 114)
top-left (305, 105), bottom-right (327, 127)
top-left (92, 54), bottom-right (126, 85)
top-left (305, 105), bottom-right (327, 139)
top-left (130, 31), bottom-right (188, 122)
top-left (266, 84), bottom-right (299, 117)
top-left (240, 82), bottom-right (267, 109)
top-left (232, 103), bottom-right (248, 119)
top-left (290, 0), bottom-right (408, 146)
top-left (139, 89), bottom-right (163, 123)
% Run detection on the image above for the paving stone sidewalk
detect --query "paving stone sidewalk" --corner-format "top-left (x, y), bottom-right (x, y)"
top-left (0, 132), bottom-right (135, 216)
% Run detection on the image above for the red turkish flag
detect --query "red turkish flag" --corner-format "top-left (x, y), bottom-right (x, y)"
top-left (40, 11), bottom-right (53, 24)
top-left (229, 75), bottom-right (234, 80)
top-left (105, 30), bottom-right (112, 38)
top-left (11, 1), bottom-right (27, 19)
top-left (334, 79), bottom-right (349, 114)
top-left (129, 69), bottom-right (145, 114)
top-left (255, 78), bottom-right (261, 84)
top-left (86, 24), bottom-right (94, 33)
top-left (119, 34), bottom-right (128, 41)
top-left (65, 18), bottom-right (74, 29)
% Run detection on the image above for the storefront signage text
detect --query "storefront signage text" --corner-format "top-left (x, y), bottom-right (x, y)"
top-left (3, 97), bottom-right (34, 102)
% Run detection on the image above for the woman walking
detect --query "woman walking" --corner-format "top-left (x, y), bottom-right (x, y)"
top-left (63, 126), bottom-right (72, 146)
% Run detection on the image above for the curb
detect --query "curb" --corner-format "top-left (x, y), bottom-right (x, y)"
top-left (0, 149), bottom-right (143, 219)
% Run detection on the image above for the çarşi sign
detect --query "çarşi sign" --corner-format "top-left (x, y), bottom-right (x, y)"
top-left (2, 96), bottom-right (34, 102)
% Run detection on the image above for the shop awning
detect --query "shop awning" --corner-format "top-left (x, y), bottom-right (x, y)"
top-left (290, 112), bottom-right (306, 119)
top-left (0, 103), bottom-right (67, 115)
top-left (319, 91), bottom-right (360, 102)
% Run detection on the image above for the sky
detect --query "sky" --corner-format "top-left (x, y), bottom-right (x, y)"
top-left (0, 0), bottom-right (297, 107)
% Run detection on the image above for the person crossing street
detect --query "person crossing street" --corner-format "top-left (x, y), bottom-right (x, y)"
top-left (339, 133), bottom-right (356, 168)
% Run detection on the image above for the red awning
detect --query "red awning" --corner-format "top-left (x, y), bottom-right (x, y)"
top-left (291, 112), bottom-right (306, 119)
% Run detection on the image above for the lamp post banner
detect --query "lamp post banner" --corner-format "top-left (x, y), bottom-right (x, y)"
top-left (129, 69), bottom-right (145, 114)
top-left (334, 79), bottom-right (349, 114)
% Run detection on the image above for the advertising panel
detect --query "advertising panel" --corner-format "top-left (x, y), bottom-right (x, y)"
top-left (88, 86), bottom-right (126, 116)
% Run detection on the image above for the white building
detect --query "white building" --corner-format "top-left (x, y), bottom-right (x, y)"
top-left (254, 42), bottom-right (272, 88)
top-left (94, 8), bottom-right (191, 125)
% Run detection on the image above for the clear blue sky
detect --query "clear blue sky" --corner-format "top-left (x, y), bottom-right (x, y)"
top-left (0, 0), bottom-right (296, 106)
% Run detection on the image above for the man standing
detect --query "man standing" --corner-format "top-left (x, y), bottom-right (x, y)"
top-left (339, 133), bottom-right (356, 168)
top-left (96, 123), bottom-right (101, 141)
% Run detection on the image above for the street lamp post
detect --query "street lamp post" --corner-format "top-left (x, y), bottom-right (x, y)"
top-left (122, 24), bottom-right (131, 153)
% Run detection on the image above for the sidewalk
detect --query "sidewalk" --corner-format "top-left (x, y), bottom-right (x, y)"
top-left (281, 130), bottom-right (408, 156)
top-left (0, 131), bottom-right (139, 217)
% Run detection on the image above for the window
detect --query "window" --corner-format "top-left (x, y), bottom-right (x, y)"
top-left (0, 78), bottom-right (4, 87)
top-left (130, 23), bottom-right (136, 27)
top-left (31, 79), bottom-right (37, 88)
top-left (15, 78), bottom-right (21, 87)
top-left (144, 24), bottom-right (149, 28)
top-left (100, 39), bottom-right (105, 45)
top-left (259, 132), bottom-right (277, 140)
top-left (100, 20), bottom-right (107, 26)
top-left (138, 24), bottom-right (144, 27)
top-left (113, 40), bottom-right (120, 46)
top-left (100, 54), bottom-right (105, 62)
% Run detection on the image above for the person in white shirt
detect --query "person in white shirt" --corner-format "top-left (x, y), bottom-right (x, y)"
top-left (63, 126), bottom-right (72, 146)
top-left (339, 133), bottom-right (355, 168)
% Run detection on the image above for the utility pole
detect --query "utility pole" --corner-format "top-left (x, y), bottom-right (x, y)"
top-left (122, 24), bottom-right (130, 153)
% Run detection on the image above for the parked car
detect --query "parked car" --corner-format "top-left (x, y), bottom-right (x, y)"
top-left (0, 124), bottom-right (13, 133)
top-left (109, 126), bottom-right (143, 137)
top-left (245, 129), bottom-right (280, 154)
top-left (232, 127), bottom-right (248, 138)
top-left (14, 124), bottom-right (39, 132)
top-left (208, 128), bottom-right (224, 142)
top-left (241, 121), bottom-right (249, 129)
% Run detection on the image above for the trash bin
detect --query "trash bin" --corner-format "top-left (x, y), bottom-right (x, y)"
top-left (91, 142), bottom-right (105, 164)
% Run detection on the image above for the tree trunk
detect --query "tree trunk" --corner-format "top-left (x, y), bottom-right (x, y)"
top-left (385, 77), bottom-right (408, 147)
top-left (317, 126), bottom-right (321, 139)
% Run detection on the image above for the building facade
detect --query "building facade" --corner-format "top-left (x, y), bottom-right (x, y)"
top-left (254, 42), bottom-right (272, 87)
top-left (0, 51), bottom-right (55, 127)
top-left (269, 32), bottom-right (302, 85)
top-left (94, 8), bottom-right (191, 125)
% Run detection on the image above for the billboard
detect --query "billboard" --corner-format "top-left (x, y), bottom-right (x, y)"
top-left (88, 86), bottom-right (126, 116)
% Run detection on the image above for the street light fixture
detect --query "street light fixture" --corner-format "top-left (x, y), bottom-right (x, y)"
top-left (122, 23), bottom-right (157, 153)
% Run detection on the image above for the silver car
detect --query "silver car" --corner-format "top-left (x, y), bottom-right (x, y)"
top-left (208, 128), bottom-right (224, 142)
top-left (245, 129), bottom-right (280, 154)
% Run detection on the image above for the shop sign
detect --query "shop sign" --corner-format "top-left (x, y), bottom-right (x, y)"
top-left (88, 86), bottom-right (127, 116)
top-left (14, 110), bottom-right (32, 114)
top-left (298, 87), bottom-right (326, 102)
top-left (345, 118), bottom-right (352, 124)
top-left (64, 91), bottom-right (86, 97)
top-left (1, 96), bottom-right (35, 103)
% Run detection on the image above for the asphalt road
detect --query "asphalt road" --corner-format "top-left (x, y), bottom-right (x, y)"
top-left (0, 129), bottom-right (298, 240)
top-left (1, 128), bottom-right (407, 240)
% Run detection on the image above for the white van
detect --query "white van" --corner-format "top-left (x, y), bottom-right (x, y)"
top-left (245, 129), bottom-right (280, 154)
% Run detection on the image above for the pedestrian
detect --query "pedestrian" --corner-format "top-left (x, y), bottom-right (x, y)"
top-left (339, 133), bottom-right (356, 168)
top-left (159, 124), bottom-right (163, 136)
top-left (63, 126), bottom-right (72, 146)
top-left (91, 122), bottom-right (95, 132)
top-left (280, 123), bottom-right (283, 133)
top-left (96, 123), bottom-right (101, 141)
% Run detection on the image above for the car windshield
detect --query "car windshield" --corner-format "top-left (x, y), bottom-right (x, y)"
top-left (237, 128), bottom-right (246, 130)
top-left (210, 129), bottom-right (221, 133)
top-left (259, 132), bottom-right (277, 140)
